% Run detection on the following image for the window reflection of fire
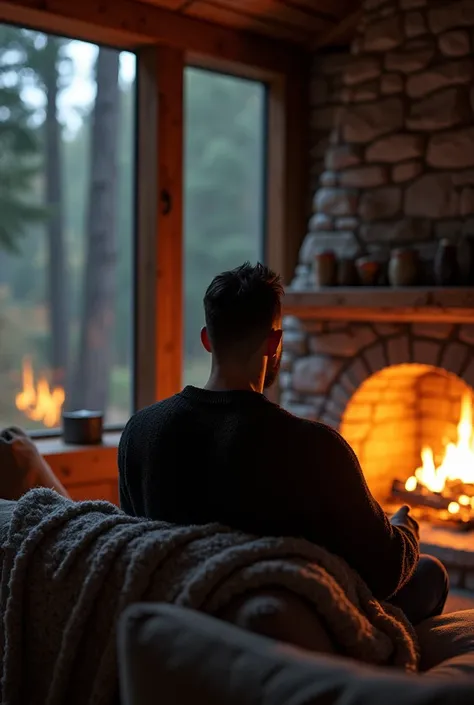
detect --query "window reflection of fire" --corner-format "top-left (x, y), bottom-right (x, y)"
top-left (15, 356), bottom-right (65, 428)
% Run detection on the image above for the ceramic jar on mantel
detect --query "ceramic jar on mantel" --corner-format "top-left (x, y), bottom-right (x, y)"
top-left (434, 239), bottom-right (459, 286)
top-left (337, 257), bottom-right (358, 286)
top-left (388, 248), bottom-right (418, 287)
top-left (313, 250), bottom-right (336, 287)
top-left (355, 256), bottom-right (381, 286)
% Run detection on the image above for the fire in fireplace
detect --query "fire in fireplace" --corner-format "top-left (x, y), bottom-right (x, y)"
top-left (401, 390), bottom-right (474, 523)
top-left (15, 357), bottom-right (65, 428)
top-left (340, 364), bottom-right (474, 527)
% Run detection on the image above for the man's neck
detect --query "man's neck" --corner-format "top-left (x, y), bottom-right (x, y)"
top-left (204, 369), bottom-right (264, 394)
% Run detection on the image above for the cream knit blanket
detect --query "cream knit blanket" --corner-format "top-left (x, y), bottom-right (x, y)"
top-left (0, 489), bottom-right (418, 705)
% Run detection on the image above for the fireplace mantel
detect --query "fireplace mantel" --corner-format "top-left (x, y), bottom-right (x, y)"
top-left (284, 288), bottom-right (474, 324)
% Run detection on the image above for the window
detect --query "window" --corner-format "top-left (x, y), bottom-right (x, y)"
top-left (0, 24), bottom-right (136, 432)
top-left (183, 67), bottom-right (266, 386)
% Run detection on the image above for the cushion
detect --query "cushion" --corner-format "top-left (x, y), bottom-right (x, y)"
top-left (416, 610), bottom-right (474, 677)
top-left (117, 603), bottom-right (474, 705)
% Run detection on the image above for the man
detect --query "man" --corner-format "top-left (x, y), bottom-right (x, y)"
top-left (118, 262), bottom-right (448, 624)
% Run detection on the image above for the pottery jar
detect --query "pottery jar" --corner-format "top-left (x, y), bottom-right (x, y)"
top-left (313, 250), bottom-right (337, 287)
top-left (337, 257), bottom-right (358, 286)
top-left (434, 239), bottom-right (459, 286)
top-left (388, 248), bottom-right (418, 287)
top-left (355, 256), bottom-right (381, 286)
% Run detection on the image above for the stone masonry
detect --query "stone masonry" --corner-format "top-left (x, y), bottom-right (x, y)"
top-left (295, 0), bottom-right (474, 289)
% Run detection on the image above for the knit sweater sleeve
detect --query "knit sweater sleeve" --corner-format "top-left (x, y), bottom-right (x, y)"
top-left (118, 421), bottom-right (135, 516)
top-left (294, 423), bottom-right (420, 601)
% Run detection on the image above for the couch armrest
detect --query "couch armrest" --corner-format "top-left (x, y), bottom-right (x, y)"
top-left (117, 603), bottom-right (474, 705)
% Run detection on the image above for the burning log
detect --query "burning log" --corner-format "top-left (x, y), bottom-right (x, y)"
top-left (390, 479), bottom-right (452, 511)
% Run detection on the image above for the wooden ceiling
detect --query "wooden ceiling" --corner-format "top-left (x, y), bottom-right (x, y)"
top-left (134, 0), bottom-right (361, 48)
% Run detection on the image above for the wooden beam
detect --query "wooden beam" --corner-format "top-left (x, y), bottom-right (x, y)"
top-left (265, 62), bottom-right (309, 287)
top-left (284, 288), bottom-right (474, 323)
top-left (155, 45), bottom-right (184, 401)
top-left (265, 75), bottom-right (286, 281)
top-left (283, 59), bottom-right (310, 285)
top-left (0, 0), bottom-right (307, 75)
top-left (312, 8), bottom-right (361, 50)
top-left (135, 45), bottom-right (184, 406)
top-left (134, 46), bottom-right (159, 410)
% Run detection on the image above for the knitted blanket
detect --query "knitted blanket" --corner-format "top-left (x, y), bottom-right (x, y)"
top-left (0, 489), bottom-right (418, 705)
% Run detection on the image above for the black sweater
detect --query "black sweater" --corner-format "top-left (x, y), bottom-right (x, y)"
top-left (118, 385), bottom-right (419, 600)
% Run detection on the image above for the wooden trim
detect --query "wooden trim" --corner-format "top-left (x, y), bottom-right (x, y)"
top-left (312, 8), bottom-right (361, 50)
top-left (155, 45), bottom-right (184, 401)
top-left (283, 60), bottom-right (309, 285)
top-left (284, 288), bottom-right (474, 323)
top-left (0, 0), bottom-right (307, 74)
top-left (265, 74), bottom-right (286, 281)
top-left (135, 45), bottom-right (184, 407)
top-left (265, 65), bottom-right (309, 286)
top-left (134, 46), bottom-right (159, 410)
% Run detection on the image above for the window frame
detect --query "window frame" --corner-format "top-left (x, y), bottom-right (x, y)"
top-left (0, 0), bottom-right (308, 433)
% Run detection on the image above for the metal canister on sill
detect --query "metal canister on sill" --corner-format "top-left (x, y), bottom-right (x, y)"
top-left (313, 250), bottom-right (336, 287)
top-left (62, 410), bottom-right (103, 445)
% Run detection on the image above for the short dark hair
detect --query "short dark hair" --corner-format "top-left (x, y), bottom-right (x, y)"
top-left (204, 262), bottom-right (283, 357)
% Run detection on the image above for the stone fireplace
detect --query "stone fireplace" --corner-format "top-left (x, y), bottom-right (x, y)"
top-left (281, 295), bottom-right (474, 586)
top-left (294, 0), bottom-right (474, 289)
top-left (282, 0), bottom-right (474, 584)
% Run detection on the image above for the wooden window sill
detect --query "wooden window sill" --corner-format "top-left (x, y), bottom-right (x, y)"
top-left (36, 432), bottom-right (121, 457)
top-left (36, 432), bottom-right (121, 504)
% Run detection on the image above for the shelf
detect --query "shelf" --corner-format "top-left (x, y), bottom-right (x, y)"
top-left (284, 287), bottom-right (474, 323)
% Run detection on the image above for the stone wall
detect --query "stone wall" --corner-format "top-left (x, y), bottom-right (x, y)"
top-left (294, 0), bottom-right (474, 290)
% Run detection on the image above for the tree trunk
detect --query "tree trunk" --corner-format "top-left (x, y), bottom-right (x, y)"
top-left (44, 37), bottom-right (68, 386)
top-left (69, 48), bottom-right (120, 412)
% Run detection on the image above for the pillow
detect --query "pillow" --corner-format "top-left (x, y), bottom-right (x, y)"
top-left (118, 603), bottom-right (474, 705)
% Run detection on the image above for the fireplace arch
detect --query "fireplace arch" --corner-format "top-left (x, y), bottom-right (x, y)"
top-left (315, 325), bottom-right (474, 430)
top-left (339, 363), bottom-right (473, 503)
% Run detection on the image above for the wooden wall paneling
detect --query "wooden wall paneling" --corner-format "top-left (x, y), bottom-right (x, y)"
top-left (204, 0), bottom-right (332, 33)
top-left (184, 2), bottom-right (306, 43)
top-left (40, 435), bottom-right (120, 503)
top-left (139, 0), bottom-right (185, 9)
top-left (0, 0), bottom-right (307, 74)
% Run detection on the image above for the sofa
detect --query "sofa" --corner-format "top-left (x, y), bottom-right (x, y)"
top-left (118, 602), bottom-right (474, 705)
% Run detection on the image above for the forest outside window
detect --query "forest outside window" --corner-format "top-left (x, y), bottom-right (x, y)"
top-left (183, 67), bottom-right (267, 386)
top-left (0, 24), bottom-right (136, 434)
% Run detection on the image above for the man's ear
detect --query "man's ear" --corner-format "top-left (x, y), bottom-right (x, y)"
top-left (266, 329), bottom-right (282, 357)
top-left (201, 326), bottom-right (212, 353)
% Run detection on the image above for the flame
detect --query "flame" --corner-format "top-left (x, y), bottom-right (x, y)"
top-left (405, 391), bottom-right (474, 496)
top-left (15, 357), bottom-right (65, 428)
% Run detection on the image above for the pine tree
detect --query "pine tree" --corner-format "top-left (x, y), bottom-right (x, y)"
top-left (0, 25), bottom-right (44, 252)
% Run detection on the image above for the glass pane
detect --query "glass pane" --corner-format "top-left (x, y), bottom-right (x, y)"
top-left (0, 25), bottom-right (136, 432)
top-left (183, 67), bottom-right (266, 387)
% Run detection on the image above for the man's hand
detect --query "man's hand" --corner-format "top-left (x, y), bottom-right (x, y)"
top-left (390, 504), bottom-right (420, 540)
top-left (0, 427), bottom-right (69, 500)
